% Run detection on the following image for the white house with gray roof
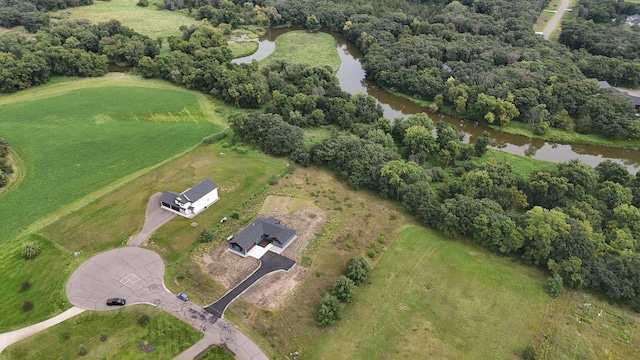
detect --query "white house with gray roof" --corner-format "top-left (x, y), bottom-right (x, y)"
top-left (160, 179), bottom-right (219, 218)
top-left (228, 217), bottom-right (297, 257)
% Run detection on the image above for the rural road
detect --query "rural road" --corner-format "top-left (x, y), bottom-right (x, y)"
top-left (543, 0), bottom-right (570, 40)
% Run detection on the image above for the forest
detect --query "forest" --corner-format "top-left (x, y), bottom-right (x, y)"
top-left (1, 0), bottom-right (640, 310)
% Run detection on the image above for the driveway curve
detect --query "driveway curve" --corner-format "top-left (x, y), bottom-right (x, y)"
top-left (130, 192), bottom-right (176, 246)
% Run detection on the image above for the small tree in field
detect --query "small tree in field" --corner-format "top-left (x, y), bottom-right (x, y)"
top-left (545, 273), bottom-right (566, 298)
top-left (78, 344), bottom-right (88, 356)
top-left (21, 241), bottom-right (41, 259)
top-left (22, 300), bottom-right (33, 311)
top-left (198, 228), bottom-right (213, 243)
top-left (345, 257), bottom-right (370, 285)
top-left (331, 276), bottom-right (355, 303)
top-left (21, 281), bottom-right (31, 291)
top-left (317, 296), bottom-right (341, 327)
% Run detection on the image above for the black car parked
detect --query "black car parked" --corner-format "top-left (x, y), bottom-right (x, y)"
top-left (106, 298), bottom-right (126, 306)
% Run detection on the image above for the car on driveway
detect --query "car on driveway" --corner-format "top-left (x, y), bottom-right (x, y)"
top-left (106, 298), bottom-right (126, 306)
top-left (177, 292), bottom-right (189, 301)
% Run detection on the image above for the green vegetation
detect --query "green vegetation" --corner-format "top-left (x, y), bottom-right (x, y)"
top-left (477, 149), bottom-right (558, 177)
top-left (533, 10), bottom-right (554, 32)
top-left (228, 41), bottom-right (259, 59)
top-left (0, 305), bottom-right (203, 359)
top-left (263, 31), bottom-right (340, 72)
top-left (0, 76), bottom-right (219, 244)
top-left (196, 345), bottom-right (235, 360)
top-left (50, 0), bottom-right (199, 42)
top-left (0, 235), bottom-right (75, 332)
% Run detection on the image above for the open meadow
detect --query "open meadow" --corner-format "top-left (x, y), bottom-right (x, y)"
top-left (49, 0), bottom-right (200, 42)
top-left (0, 305), bottom-right (203, 360)
top-left (263, 31), bottom-right (341, 71)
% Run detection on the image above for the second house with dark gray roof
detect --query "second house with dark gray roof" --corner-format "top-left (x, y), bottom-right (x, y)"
top-left (160, 178), bottom-right (219, 218)
top-left (228, 217), bottom-right (297, 257)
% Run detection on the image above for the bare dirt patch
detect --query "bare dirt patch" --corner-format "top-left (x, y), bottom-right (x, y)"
top-left (201, 195), bottom-right (327, 308)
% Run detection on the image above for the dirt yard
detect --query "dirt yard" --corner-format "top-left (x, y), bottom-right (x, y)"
top-left (201, 195), bottom-right (327, 308)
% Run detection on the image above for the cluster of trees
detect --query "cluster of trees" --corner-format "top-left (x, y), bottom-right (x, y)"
top-left (318, 257), bottom-right (370, 327)
top-left (0, 0), bottom-right (93, 32)
top-left (0, 138), bottom-right (13, 188)
top-left (0, 19), bottom-right (159, 93)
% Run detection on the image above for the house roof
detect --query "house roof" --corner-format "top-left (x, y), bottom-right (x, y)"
top-left (598, 80), bottom-right (611, 89)
top-left (160, 191), bottom-right (181, 205)
top-left (627, 14), bottom-right (640, 24)
top-left (229, 217), bottom-right (295, 249)
top-left (182, 179), bottom-right (217, 202)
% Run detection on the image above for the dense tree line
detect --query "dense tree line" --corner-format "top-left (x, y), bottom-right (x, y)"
top-left (0, 19), bottom-right (159, 93)
top-left (0, 138), bottom-right (13, 188)
top-left (0, 0), bottom-right (93, 32)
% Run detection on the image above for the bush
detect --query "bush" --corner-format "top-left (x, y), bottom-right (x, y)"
top-left (201, 131), bottom-right (227, 145)
top-left (78, 344), bottom-right (88, 356)
top-left (345, 257), bottom-right (371, 285)
top-left (60, 332), bottom-right (71, 341)
top-left (231, 212), bottom-right (239, 220)
top-left (521, 344), bottom-right (537, 360)
top-left (99, 332), bottom-right (108, 342)
top-left (317, 296), bottom-right (341, 327)
top-left (268, 175), bottom-right (279, 185)
top-left (198, 228), bottom-right (213, 243)
top-left (21, 241), bottom-right (41, 260)
top-left (138, 314), bottom-right (150, 327)
top-left (22, 300), bottom-right (33, 311)
top-left (21, 281), bottom-right (31, 291)
top-left (331, 276), bottom-right (356, 302)
top-left (545, 273), bottom-right (566, 298)
top-left (136, 0), bottom-right (148, 6)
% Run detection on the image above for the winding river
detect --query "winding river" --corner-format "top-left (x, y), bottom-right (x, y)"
top-left (233, 29), bottom-right (640, 173)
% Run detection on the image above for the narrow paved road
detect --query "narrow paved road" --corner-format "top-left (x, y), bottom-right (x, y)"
top-left (543, 0), bottom-right (570, 40)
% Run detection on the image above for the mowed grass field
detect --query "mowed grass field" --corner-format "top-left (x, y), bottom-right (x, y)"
top-left (303, 226), bottom-right (549, 359)
top-left (50, 0), bottom-right (199, 41)
top-left (0, 76), bottom-right (220, 244)
top-left (0, 305), bottom-right (203, 360)
top-left (0, 235), bottom-right (75, 332)
top-left (263, 31), bottom-right (341, 71)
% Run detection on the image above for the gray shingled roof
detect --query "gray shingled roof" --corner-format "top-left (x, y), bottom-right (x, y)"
top-left (598, 80), bottom-right (611, 89)
top-left (160, 191), bottom-right (181, 205)
top-left (229, 217), bottom-right (295, 250)
top-left (182, 179), bottom-right (217, 202)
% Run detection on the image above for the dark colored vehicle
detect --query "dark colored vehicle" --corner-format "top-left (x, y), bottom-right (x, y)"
top-left (177, 292), bottom-right (189, 301)
top-left (106, 298), bottom-right (126, 306)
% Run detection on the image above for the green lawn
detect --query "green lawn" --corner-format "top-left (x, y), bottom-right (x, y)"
top-left (195, 345), bottom-right (235, 360)
top-left (303, 226), bottom-right (549, 359)
top-left (228, 41), bottom-right (259, 59)
top-left (0, 305), bottom-right (203, 360)
top-left (50, 0), bottom-right (199, 41)
top-left (478, 149), bottom-right (558, 177)
top-left (263, 31), bottom-right (340, 71)
top-left (0, 76), bottom-right (220, 244)
top-left (0, 235), bottom-right (75, 332)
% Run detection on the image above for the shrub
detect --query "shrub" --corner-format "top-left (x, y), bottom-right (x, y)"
top-left (345, 257), bottom-right (371, 285)
top-left (99, 332), bottom-right (108, 342)
top-left (521, 344), bottom-right (537, 360)
top-left (301, 256), bottom-right (312, 267)
top-left (60, 332), bottom-right (71, 341)
top-left (331, 276), bottom-right (355, 303)
top-left (21, 241), bottom-right (41, 259)
top-left (22, 300), bottom-right (33, 311)
top-left (136, 0), bottom-right (148, 6)
top-left (317, 296), bottom-right (341, 327)
top-left (78, 344), bottom-right (88, 356)
top-left (201, 131), bottom-right (227, 145)
top-left (21, 281), bottom-right (31, 291)
top-left (268, 175), bottom-right (279, 185)
top-left (545, 273), bottom-right (566, 298)
top-left (231, 212), bottom-right (239, 220)
top-left (198, 228), bottom-right (213, 243)
top-left (138, 314), bottom-right (150, 327)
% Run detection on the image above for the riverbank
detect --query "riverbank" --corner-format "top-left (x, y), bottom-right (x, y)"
top-left (386, 87), bottom-right (640, 152)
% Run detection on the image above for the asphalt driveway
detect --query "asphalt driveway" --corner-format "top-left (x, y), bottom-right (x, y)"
top-left (205, 251), bottom-right (295, 318)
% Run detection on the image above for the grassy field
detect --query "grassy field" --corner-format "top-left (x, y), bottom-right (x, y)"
top-left (478, 149), bottom-right (558, 177)
top-left (0, 305), bottom-right (203, 360)
top-left (228, 41), bottom-right (259, 59)
top-left (50, 0), bottom-right (199, 41)
top-left (263, 31), bottom-right (341, 72)
top-left (0, 75), bottom-right (220, 244)
top-left (196, 345), bottom-right (235, 360)
top-left (0, 235), bottom-right (75, 332)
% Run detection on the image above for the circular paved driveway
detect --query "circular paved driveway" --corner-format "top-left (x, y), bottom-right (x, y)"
top-left (66, 247), bottom-right (167, 310)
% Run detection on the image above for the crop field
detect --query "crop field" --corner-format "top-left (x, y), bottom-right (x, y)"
top-left (0, 305), bottom-right (202, 359)
top-left (49, 0), bottom-right (200, 42)
top-left (263, 31), bottom-right (341, 71)
top-left (0, 75), bottom-right (220, 244)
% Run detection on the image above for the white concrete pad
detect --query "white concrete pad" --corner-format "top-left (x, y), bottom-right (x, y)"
top-left (247, 244), bottom-right (272, 259)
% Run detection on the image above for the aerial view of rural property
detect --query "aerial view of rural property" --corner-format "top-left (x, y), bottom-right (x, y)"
top-left (2, 0), bottom-right (640, 359)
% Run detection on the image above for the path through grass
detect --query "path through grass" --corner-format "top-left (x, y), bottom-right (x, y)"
top-left (0, 305), bottom-right (203, 359)
top-left (263, 31), bottom-right (340, 71)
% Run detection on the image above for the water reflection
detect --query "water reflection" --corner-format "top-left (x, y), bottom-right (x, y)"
top-left (232, 29), bottom-right (640, 173)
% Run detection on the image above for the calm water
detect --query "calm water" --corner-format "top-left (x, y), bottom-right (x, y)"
top-left (234, 29), bottom-right (640, 173)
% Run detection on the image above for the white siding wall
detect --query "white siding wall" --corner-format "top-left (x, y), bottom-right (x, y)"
top-left (191, 188), bottom-right (219, 213)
